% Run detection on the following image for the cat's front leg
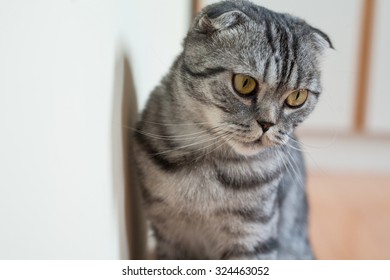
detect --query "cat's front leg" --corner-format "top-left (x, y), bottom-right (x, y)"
top-left (220, 238), bottom-right (279, 260)
top-left (152, 227), bottom-right (196, 260)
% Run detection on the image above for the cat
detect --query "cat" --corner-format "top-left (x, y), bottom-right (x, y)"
top-left (133, 0), bottom-right (332, 259)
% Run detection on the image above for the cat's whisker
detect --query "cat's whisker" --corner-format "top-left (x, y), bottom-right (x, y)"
top-left (272, 149), bottom-right (281, 171)
top-left (275, 148), bottom-right (294, 183)
top-left (292, 143), bottom-right (327, 175)
top-left (139, 120), bottom-right (217, 127)
top-left (124, 123), bottom-right (229, 141)
top-left (282, 146), bottom-right (305, 191)
top-left (284, 139), bottom-right (328, 174)
top-left (163, 131), bottom-right (234, 164)
top-left (286, 134), bottom-right (336, 150)
top-left (148, 131), bottom-right (232, 157)
top-left (153, 133), bottom-right (231, 156)
top-left (190, 124), bottom-right (229, 143)
top-left (283, 141), bottom-right (305, 153)
top-left (192, 132), bottom-right (235, 163)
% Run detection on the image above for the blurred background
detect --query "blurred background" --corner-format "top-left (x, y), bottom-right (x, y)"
top-left (0, 0), bottom-right (388, 259)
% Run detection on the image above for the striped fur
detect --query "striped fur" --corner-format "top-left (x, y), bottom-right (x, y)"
top-left (133, 0), bottom-right (331, 259)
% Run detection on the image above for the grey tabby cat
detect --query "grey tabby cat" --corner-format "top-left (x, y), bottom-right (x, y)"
top-left (133, 0), bottom-right (332, 259)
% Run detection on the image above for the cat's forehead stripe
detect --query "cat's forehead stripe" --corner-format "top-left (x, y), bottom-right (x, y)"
top-left (182, 63), bottom-right (227, 78)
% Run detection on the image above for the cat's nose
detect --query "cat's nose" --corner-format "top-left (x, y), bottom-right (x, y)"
top-left (257, 121), bottom-right (275, 133)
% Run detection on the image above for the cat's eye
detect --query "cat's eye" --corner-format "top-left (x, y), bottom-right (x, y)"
top-left (285, 89), bottom-right (308, 108)
top-left (233, 74), bottom-right (257, 95)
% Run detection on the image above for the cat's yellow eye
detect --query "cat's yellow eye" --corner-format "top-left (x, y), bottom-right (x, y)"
top-left (285, 89), bottom-right (308, 108)
top-left (233, 74), bottom-right (257, 95)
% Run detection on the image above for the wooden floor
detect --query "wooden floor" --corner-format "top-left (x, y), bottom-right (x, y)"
top-left (307, 172), bottom-right (390, 259)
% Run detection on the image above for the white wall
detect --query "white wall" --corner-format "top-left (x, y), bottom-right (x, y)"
top-left (118, 0), bottom-right (191, 109)
top-left (367, 0), bottom-right (390, 133)
top-left (0, 0), bottom-right (189, 259)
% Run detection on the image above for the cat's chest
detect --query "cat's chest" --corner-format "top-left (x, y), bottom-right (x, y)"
top-left (150, 157), bottom-right (283, 213)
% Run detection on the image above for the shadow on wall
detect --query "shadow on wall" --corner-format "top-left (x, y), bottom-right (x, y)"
top-left (112, 52), bottom-right (146, 259)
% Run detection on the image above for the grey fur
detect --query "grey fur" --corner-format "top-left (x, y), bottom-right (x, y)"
top-left (133, 0), bottom-right (331, 259)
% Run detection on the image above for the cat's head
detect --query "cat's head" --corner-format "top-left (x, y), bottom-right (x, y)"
top-left (179, 0), bottom-right (332, 156)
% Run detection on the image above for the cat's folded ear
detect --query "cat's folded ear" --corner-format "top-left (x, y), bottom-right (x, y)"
top-left (311, 27), bottom-right (334, 50)
top-left (195, 4), bottom-right (249, 34)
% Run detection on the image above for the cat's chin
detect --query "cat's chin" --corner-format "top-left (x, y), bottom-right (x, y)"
top-left (228, 138), bottom-right (274, 156)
